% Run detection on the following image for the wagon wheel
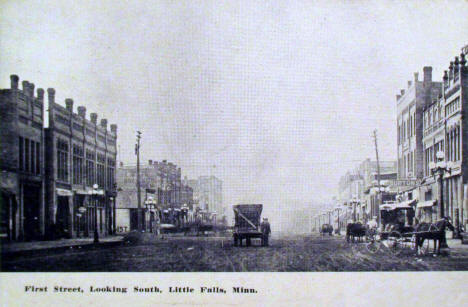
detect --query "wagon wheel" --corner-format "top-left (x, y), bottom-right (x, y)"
top-left (388, 231), bottom-right (403, 255)
top-left (366, 239), bottom-right (380, 254)
top-left (419, 238), bottom-right (431, 255)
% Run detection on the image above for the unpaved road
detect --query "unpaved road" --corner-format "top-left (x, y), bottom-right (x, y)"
top-left (3, 234), bottom-right (468, 271)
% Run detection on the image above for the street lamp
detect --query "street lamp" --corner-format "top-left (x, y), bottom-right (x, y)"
top-left (350, 198), bottom-right (359, 222)
top-left (335, 207), bottom-right (342, 235)
top-left (77, 206), bottom-right (87, 238)
top-left (89, 183), bottom-right (103, 243)
top-left (109, 197), bottom-right (114, 235)
top-left (429, 151), bottom-right (451, 219)
top-left (144, 196), bottom-right (156, 233)
top-left (429, 151), bottom-right (451, 246)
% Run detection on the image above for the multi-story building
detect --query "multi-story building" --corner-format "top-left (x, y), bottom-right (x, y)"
top-left (396, 67), bottom-right (443, 180)
top-left (421, 47), bottom-right (468, 230)
top-left (115, 160), bottom-right (193, 232)
top-left (45, 89), bottom-right (117, 239)
top-left (338, 159), bottom-right (397, 223)
top-left (115, 161), bottom-right (158, 232)
top-left (153, 160), bottom-right (182, 209)
top-left (0, 75), bottom-right (45, 241)
top-left (180, 177), bottom-right (194, 209)
top-left (188, 176), bottom-right (223, 215)
top-left (421, 93), bottom-right (445, 219)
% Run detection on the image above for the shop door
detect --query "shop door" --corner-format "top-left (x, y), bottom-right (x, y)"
top-left (56, 196), bottom-right (70, 238)
top-left (0, 193), bottom-right (16, 241)
top-left (23, 185), bottom-right (41, 240)
top-left (130, 209), bottom-right (138, 230)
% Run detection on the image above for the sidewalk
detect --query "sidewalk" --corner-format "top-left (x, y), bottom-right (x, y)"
top-left (1, 235), bottom-right (124, 255)
top-left (447, 238), bottom-right (468, 250)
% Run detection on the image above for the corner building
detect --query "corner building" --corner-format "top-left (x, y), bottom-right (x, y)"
top-left (0, 75), bottom-right (46, 241)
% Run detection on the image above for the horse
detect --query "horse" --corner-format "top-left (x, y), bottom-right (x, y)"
top-left (346, 222), bottom-right (366, 243)
top-left (414, 217), bottom-right (455, 255)
top-left (320, 224), bottom-right (333, 236)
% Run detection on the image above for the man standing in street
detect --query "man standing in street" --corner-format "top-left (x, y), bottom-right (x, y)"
top-left (261, 218), bottom-right (271, 246)
top-left (366, 216), bottom-right (378, 240)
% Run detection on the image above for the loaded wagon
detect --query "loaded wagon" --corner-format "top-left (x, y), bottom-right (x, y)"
top-left (233, 204), bottom-right (263, 247)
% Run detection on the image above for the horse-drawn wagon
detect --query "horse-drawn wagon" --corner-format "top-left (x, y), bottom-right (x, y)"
top-left (379, 200), bottom-right (416, 241)
top-left (365, 200), bottom-right (455, 255)
top-left (320, 224), bottom-right (333, 236)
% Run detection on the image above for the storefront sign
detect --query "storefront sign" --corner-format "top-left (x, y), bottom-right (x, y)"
top-left (56, 188), bottom-right (73, 196)
top-left (387, 179), bottom-right (421, 187)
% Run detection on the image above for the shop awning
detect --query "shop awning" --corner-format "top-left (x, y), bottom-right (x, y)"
top-left (380, 203), bottom-right (395, 210)
top-left (394, 199), bottom-right (417, 209)
top-left (417, 200), bottom-right (437, 208)
top-left (56, 188), bottom-right (73, 196)
top-left (0, 187), bottom-right (16, 196)
top-left (380, 199), bottom-right (416, 210)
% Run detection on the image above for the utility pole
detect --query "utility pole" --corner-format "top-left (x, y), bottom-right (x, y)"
top-left (373, 130), bottom-right (382, 226)
top-left (136, 131), bottom-right (142, 231)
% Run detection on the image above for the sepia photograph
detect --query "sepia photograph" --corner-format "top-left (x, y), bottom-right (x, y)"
top-left (0, 0), bottom-right (468, 305)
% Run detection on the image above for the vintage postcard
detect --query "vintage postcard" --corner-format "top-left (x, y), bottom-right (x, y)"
top-left (1, 1), bottom-right (467, 306)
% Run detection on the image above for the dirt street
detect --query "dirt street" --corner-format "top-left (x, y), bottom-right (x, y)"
top-left (3, 234), bottom-right (468, 272)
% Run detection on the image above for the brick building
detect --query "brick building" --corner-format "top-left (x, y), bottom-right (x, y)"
top-left (181, 177), bottom-right (194, 209)
top-left (396, 67), bottom-right (442, 180)
top-left (188, 176), bottom-right (223, 215)
top-left (0, 75), bottom-right (45, 241)
top-left (338, 159), bottom-right (397, 222)
top-left (420, 47), bottom-right (468, 230)
top-left (44, 88), bottom-right (117, 239)
top-left (115, 160), bottom-right (193, 232)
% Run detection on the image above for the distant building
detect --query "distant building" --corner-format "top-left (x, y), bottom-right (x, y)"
top-left (187, 176), bottom-right (223, 215)
top-left (338, 159), bottom-right (397, 222)
top-left (0, 76), bottom-right (45, 241)
top-left (115, 160), bottom-right (193, 232)
top-left (181, 177), bottom-right (194, 209)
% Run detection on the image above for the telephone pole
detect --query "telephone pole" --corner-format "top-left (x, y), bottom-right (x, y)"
top-left (373, 130), bottom-right (382, 225)
top-left (136, 131), bottom-right (142, 231)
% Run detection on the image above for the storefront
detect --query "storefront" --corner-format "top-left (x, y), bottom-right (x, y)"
top-left (0, 188), bottom-right (17, 241)
top-left (415, 200), bottom-right (437, 223)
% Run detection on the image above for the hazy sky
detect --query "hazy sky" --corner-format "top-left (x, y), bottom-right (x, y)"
top-left (1, 1), bottom-right (467, 210)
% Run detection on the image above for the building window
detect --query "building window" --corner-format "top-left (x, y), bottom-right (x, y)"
top-left (107, 158), bottom-right (115, 189)
top-left (86, 150), bottom-right (95, 186)
top-left (97, 153), bottom-right (106, 188)
top-left (19, 137), bottom-right (24, 171)
top-left (36, 142), bottom-right (40, 175)
top-left (18, 137), bottom-right (40, 175)
top-left (30, 140), bottom-right (36, 175)
top-left (73, 145), bottom-right (84, 184)
top-left (57, 139), bottom-right (69, 182)
top-left (25, 138), bottom-right (30, 173)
